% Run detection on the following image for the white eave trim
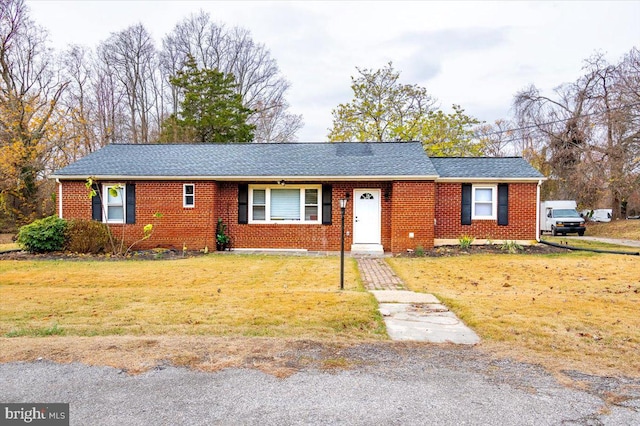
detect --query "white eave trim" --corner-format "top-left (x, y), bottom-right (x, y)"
top-left (50, 174), bottom-right (440, 182)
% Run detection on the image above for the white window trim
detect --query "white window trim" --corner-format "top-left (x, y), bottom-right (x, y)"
top-left (183, 183), bottom-right (195, 208)
top-left (102, 183), bottom-right (126, 224)
top-left (248, 184), bottom-right (322, 224)
top-left (471, 185), bottom-right (497, 220)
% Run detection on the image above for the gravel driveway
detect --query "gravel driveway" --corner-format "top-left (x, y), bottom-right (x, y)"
top-left (2, 344), bottom-right (638, 425)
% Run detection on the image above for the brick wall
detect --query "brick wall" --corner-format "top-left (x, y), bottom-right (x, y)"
top-left (218, 181), bottom-right (394, 251)
top-left (59, 180), bottom-right (218, 251)
top-left (390, 181), bottom-right (436, 251)
top-left (59, 179), bottom-right (537, 252)
top-left (434, 182), bottom-right (538, 240)
top-left (60, 180), bottom-right (396, 252)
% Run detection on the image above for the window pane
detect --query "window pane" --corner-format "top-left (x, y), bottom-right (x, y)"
top-left (108, 206), bottom-right (124, 221)
top-left (305, 189), bottom-right (318, 205)
top-left (475, 203), bottom-right (492, 217)
top-left (475, 188), bottom-right (493, 202)
top-left (185, 185), bottom-right (194, 195)
top-left (185, 195), bottom-right (194, 206)
top-left (253, 189), bottom-right (266, 205)
top-left (107, 187), bottom-right (123, 204)
top-left (271, 189), bottom-right (300, 220)
top-left (253, 205), bottom-right (266, 220)
top-left (305, 206), bottom-right (318, 221)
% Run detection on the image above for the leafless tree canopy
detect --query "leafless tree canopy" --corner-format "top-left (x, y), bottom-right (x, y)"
top-left (0, 1), bottom-right (303, 226)
top-left (510, 50), bottom-right (640, 217)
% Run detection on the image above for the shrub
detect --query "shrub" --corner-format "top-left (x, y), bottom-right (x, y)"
top-left (458, 235), bottom-right (475, 250)
top-left (65, 219), bottom-right (111, 254)
top-left (16, 215), bottom-right (67, 253)
top-left (501, 240), bottom-right (523, 254)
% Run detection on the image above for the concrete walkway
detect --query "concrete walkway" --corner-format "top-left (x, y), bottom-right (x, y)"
top-left (356, 257), bottom-right (480, 345)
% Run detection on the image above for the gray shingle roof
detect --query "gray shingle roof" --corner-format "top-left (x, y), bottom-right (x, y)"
top-left (51, 142), bottom-right (438, 179)
top-left (50, 142), bottom-right (544, 181)
top-left (430, 157), bottom-right (544, 179)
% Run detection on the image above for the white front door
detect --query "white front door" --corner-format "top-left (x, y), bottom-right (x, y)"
top-left (353, 189), bottom-right (381, 244)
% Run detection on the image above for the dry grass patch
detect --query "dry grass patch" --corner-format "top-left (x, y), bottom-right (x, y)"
top-left (0, 243), bottom-right (20, 252)
top-left (0, 336), bottom-right (366, 377)
top-left (542, 236), bottom-right (640, 253)
top-left (586, 220), bottom-right (640, 240)
top-left (0, 255), bottom-right (385, 340)
top-left (388, 253), bottom-right (640, 377)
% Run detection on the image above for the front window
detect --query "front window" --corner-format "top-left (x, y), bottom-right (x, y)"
top-left (183, 184), bottom-right (195, 208)
top-left (249, 185), bottom-right (321, 223)
top-left (472, 185), bottom-right (496, 220)
top-left (104, 184), bottom-right (125, 223)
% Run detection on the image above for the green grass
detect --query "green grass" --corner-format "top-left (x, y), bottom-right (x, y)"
top-left (5, 323), bottom-right (65, 337)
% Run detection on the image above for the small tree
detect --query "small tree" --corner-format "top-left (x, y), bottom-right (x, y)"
top-left (85, 178), bottom-right (161, 256)
top-left (327, 62), bottom-right (483, 156)
top-left (160, 56), bottom-right (255, 143)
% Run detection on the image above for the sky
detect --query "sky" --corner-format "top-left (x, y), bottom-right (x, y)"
top-left (26, 0), bottom-right (640, 142)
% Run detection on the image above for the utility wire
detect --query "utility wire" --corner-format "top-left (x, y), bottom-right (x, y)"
top-left (473, 102), bottom-right (640, 139)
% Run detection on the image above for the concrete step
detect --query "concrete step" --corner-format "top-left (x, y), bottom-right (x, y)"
top-left (351, 243), bottom-right (384, 255)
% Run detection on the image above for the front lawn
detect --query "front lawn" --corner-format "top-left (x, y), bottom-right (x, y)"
top-left (389, 252), bottom-right (640, 377)
top-left (0, 255), bottom-right (385, 340)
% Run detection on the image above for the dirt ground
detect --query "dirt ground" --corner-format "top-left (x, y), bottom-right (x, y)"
top-left (0, 241), bottom-right (567, 261)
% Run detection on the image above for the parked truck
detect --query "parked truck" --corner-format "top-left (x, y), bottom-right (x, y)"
top-left (540, 200), bottom-right (586, 236)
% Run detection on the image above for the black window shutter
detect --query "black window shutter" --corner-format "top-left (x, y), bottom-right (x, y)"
top-left (91, 184), bottom-right (102, 221)
top-left (461, 183), bottom-right (472, 225)
top-left (497, 183), bottom-right (509, 226)
top-left (125, 183), bottom-right (136, 224)
top-left (322, 184), bottom-right (332, 225)
top-left (238, 184), bottom-right (248, 224)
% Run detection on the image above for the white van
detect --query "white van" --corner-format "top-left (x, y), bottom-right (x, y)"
top-left (540, 201), bottom-right (586, 236)
top-left (581, 209), bottom-right (612, 223)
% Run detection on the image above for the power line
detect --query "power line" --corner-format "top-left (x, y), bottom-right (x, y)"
top-left (473, 102), bottom-right (640, 139)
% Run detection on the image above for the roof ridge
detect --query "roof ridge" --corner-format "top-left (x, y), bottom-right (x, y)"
top-left (104, 141), bottom-right (423, 147)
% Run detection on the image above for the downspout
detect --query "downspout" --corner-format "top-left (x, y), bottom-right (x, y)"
top-left (536, 179), bottom-right (542, 242)
top-left (56, 179), bottom-right (63, 219)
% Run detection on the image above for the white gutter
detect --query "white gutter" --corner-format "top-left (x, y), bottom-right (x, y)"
top-left (56, 179), bottom-right (63, 219)
top-left (536, 179), bottom-right (542, 242)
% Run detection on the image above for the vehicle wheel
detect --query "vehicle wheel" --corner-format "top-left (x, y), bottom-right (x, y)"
top-left (552, 226), bottom-right (558, 236)
top-left (578, 231), bottom-right (585, 236)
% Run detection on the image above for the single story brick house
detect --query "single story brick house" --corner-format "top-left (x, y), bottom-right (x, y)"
top-left (50, 141), bottom-right (545, 254)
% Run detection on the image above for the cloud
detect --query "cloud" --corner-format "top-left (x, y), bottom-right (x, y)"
top-left (388, 26), bottom-right (510, 83)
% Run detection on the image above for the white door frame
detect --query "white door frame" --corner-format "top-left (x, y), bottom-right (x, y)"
top-left (353, 189), bottom-right (381, 245)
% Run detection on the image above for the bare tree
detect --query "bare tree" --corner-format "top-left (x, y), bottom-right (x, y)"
top-left (97, 24), bottom-right (160, 144)
top-left (514, 73), bottom-right (598, 201)
top-left (475, 119), bottom-right (517, 157)
top-left (56, 45), bottom-right (99, 163)
top-left (161, 12), bottom-right (302, 142)
top-left (0, 0), bottom-right (68, 223)
top-left (513, 49), bottom-right (640, 216)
